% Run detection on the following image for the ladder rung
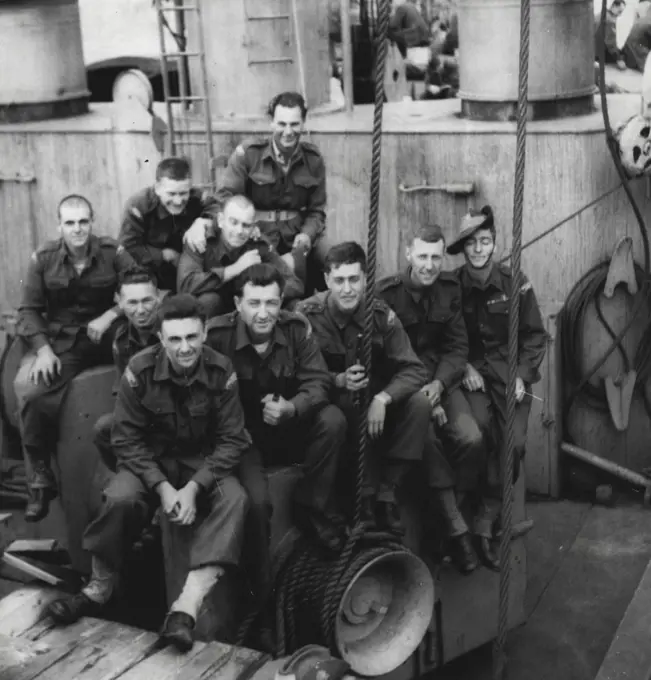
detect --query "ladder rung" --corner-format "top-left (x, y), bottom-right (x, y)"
top-left (167, 96), bottom-right (207, 102)
top-left (159, 5), bottom-right (198, 11)
top-left (175, 140), bottom-right (211, 146)
top-left (248, 14), bottom-right (290, 20)
top-left (249, 58), bottom-right (293, 65)
top-left (163, 51), bottom-right (201, 58)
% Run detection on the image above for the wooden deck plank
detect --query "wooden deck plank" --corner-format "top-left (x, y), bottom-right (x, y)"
top-left (0, 642), bottom-right (77, 680)
top-left (34, 621), bottom-right (158, 680)
top-left (70, 629), bottom-right (160, 680)
top-left (24, 616), bottom-right (107, 645)
top-left (0, 586), bottom-right (61, 637)
top-left (115, 640), bottom-right (210, 680)
top-left (158, 641), bottom-right (266, 680)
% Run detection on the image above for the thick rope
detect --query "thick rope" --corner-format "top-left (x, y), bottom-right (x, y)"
top-left (274, 0), bottom-right (395, 659)
top-left (492, 0), bottom-right (531, 677)
top-left (355, 0), bottom-right (392, 524)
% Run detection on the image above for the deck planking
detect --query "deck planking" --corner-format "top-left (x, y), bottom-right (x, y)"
top-left (0, 586), bottom-right (268, 680)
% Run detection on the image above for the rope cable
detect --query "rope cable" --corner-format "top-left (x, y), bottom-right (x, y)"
top-left (492, 0), bottom-right (531, 677)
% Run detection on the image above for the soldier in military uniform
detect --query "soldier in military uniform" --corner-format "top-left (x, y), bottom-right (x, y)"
top-left (119, 157), bottom-right (220, 292)
top-left (449, 206), bottom-right (547, 563)
top-left (93, 267), bottom-right (162, 471)
top-left (47, 295), bottom-right (250, 653)
top-left (378, 225), bottom-right (487, 572)
top-left (206, 263), bottom-right (347, 587)
top-left (177, 194), bottom-right (304, 318)
top-left (206, 91), bottom-right (328, 292)
top-left (297, 242), bottom-right (431, 536)
top-left (15, 194), bottom-right (136, 522)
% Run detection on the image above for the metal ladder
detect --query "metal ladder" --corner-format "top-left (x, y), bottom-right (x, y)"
top-left (154, 0), bottom-right (215, 190)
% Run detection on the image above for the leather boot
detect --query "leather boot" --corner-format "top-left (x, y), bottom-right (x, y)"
top-left (448, 533), bottom-right (479, 575)
top-left (47, 592), bottom-right (103, 625)
top-left (475, 535), bottom-right (500, 571)
top-left (25, 487), bottom-right (55, 523)
top-left (376, 499), bottom-right (405, 536)
top-left (160, 611), bottom-right (195, 653)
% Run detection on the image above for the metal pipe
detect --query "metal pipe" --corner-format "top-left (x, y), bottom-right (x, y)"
top-left (561, 442), bottom-right (651, 490)
top-left (341, 0), bottom-right (354, 113)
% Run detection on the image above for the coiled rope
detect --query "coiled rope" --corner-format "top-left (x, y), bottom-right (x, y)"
top-left (558, 0), bottom-right (651, 437)
top-left (274, 0), bottom-right (398, 659)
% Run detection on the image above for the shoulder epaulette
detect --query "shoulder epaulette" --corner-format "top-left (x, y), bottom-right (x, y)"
top-left (128, 346), bottom-right (158, 374)
top-left (296, 294), bottom-right (326, 315)
top-left (301, 140), bottom-right (323, 157)
top-left (98, 235), bottom-right (119, 248)
top-left (280, 309), bottom-right (313, 337)
top-left (234, 137), bottom-right (267, 157)
top-left (34, 239), bottom-right (61, 257)
top-left (377, 274), bottom-right (402, 292)
top-left (203, 346), bottom-right (232, 371)
top-left (206, 312), bottom-right (238, 333)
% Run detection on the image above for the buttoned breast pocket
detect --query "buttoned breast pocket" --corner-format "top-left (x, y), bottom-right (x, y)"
top-left (321, 342), bottom-right (347, 374)
top-left (141, 396), bottom-right (177, 436)
top-left (292, 173), bottom-right (320, 207)
top-left (187, 397), bottom-right (212, 439)
top-left (44, 274), bottom-right (72, 309)
top-left (249, 169), bottom-right (277, 205)
top-left (485, 302), bottom-right (509, 343)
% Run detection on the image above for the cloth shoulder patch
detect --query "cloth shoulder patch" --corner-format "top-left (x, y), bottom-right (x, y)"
top-left (123, 366), bottom-right (138, 388)
top-left (386, 309), bottom-right (396, 327)
top-left (99, 235), bottom-right (119, 248)
top-left (129, 206), bottom-right (144, 221)
top-left (225, 372), bottom-right (238, 390)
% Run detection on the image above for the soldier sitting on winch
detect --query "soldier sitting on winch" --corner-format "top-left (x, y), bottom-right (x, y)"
top-left (297, 242), bottom-right (432, 537)
top-left (47, 295), bottom-right (251, 653)
top-left (15, 194), bottom-right (135, 523)
top-left (184, 91), bottom-right (328, 293)
top-left (119, 157), bottom-right (220, 293)
top-left (93, 267), bottom-right (162, 472)
top-left (449, 206), bottom-right (547, 564)
top-left (206, 263), bottom-right (347, 594)
top-left (377, 224), bottom-right (488, 573)
top-left (177, 194), bottom-right (304, 318)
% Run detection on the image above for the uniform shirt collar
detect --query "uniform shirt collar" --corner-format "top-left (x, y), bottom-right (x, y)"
top-left (461, 262), bottom-right (505, 293)
top-left (153, 346), bottom-right (211, 386)
top-left (58, 234), bottom-right (100, 264)
top-left (326, 291), bottom-right (364, 329)
top-left (234, 315), bottom-right (288, 351)
top-left (267, 138), bottom-right (304, 168)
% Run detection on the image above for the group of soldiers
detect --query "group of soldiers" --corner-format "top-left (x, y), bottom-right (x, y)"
top-left (12, 90), bottom-right (547, 653)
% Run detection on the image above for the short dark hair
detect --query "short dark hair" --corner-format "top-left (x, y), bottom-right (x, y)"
top-left (233, 262), bottom-right (286, 298)
top-left (118, 267), bottom-right (158, 292)
top-left (409, 224), bottom-right (445, 246)
top-left (324, 242), bottom-right (367, 274)
top-left (157, 293), bottom-right (205, 327)
top-left (57, 194), bottom-right (94, 221)
top-left (155, 157), bottom-right (191, 182)
top-left (267, 91), bottom-right (308, 120)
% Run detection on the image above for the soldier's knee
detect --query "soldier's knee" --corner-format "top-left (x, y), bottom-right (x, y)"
top-left (316, 404), bottom-right (347, 437)
top-left (405, 391), bottom-right (432, 421)
top-left (93, 413), bottom-right (113, 443)
top-left (103, 474), bottom-right (144, 509)
top-left (451, 412), bottom-right (484, 449)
